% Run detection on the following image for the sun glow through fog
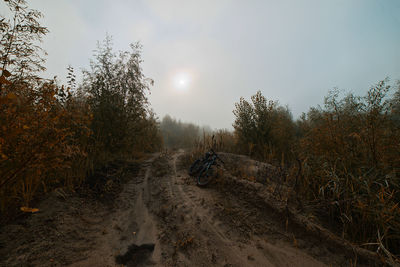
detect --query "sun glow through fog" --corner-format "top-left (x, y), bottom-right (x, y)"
top-left (173, 71), bottom-right (191, 92)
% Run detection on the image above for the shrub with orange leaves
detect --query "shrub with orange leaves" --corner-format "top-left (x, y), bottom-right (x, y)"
top-left (298, 80), bottom-right (400, 256)
top-left (0, 0), bottom-right (160, 220)
top-left (231, 80), bottom-right (400, 257)
top-left (0, 79), bottom-right (91, 213)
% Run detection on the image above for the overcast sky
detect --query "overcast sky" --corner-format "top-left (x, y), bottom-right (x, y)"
top-left (6, 0), bottom-right (400, 129)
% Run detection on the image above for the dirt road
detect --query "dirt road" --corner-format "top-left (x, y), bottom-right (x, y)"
top-left (0, 151), bottom-right (378, 266)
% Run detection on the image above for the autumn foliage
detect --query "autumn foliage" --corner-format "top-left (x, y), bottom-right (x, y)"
top-left (232, 83), bottom-right (400, 257)
top-left (0, 0), bottom-right (161, 218)
top-left (297, 81), bottom-right (400, 257)
top-left (0, 79), bottom-right (91, 211)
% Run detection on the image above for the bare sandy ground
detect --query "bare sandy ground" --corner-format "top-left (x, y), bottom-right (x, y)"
top-left (0, 151), bottom-right (382, 266)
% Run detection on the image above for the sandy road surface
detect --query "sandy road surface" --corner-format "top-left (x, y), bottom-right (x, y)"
top-left (144, 152), bottom-right (329, 267)
top-left (0, 151), bottom-right (377, 266)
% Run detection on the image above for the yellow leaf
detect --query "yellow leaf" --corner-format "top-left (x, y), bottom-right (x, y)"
top-left (20, 207), bottom-right (39, 213)
top-left (7, 92), bottom-right (16, 99)
top-left (23, 125), bottom-right (29, 129)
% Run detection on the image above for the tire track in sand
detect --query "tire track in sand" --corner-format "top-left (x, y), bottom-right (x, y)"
top-left (147, 151), bottom-right (327, 267)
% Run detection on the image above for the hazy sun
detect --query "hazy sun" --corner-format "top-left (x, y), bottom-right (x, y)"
top-left (173, 72), bottom-right (191, 91)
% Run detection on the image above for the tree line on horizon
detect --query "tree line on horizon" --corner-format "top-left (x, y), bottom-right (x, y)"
top-left (159, 114), bottom-right (216, 149)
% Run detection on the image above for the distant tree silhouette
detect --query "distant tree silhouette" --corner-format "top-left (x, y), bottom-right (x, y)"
top-left (160, 115), bottom-right (200, 149)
